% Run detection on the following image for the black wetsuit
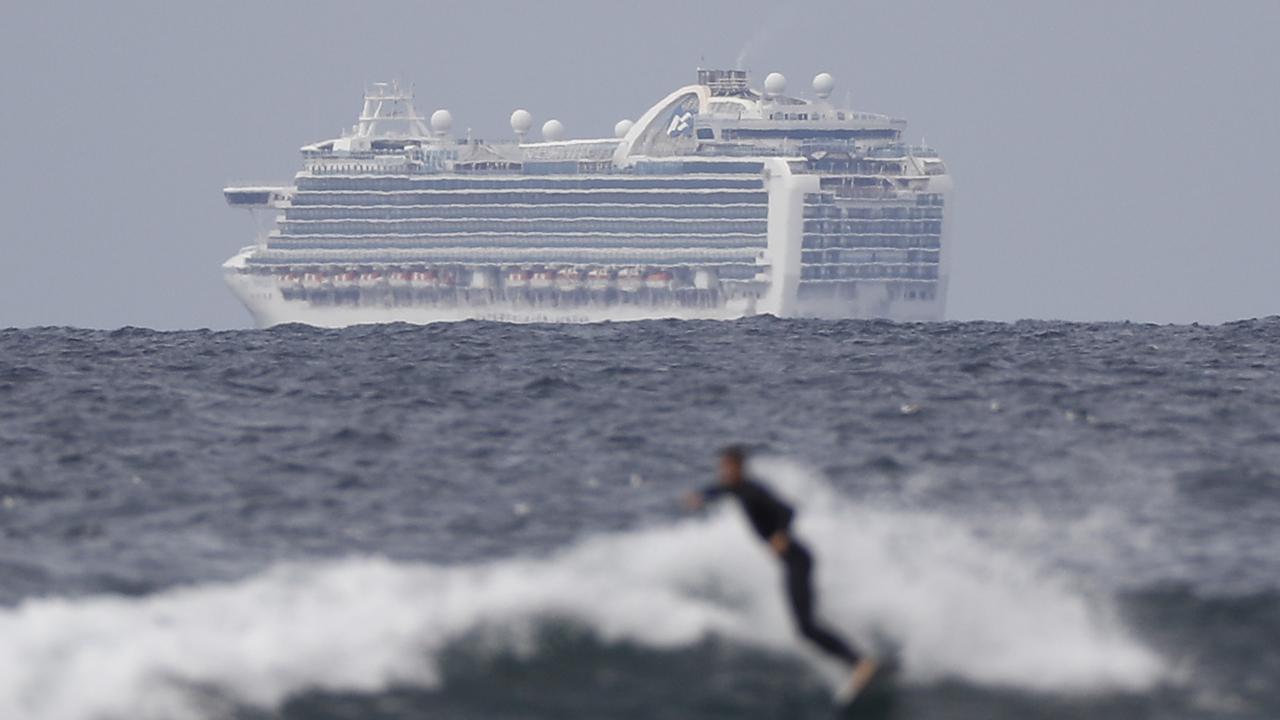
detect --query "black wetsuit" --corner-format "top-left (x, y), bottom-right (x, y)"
top-left (702, 480), bottom-right (860, 666)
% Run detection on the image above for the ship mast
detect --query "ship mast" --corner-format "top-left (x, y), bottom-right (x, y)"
top-left (356, 81), bottom-right (430, 138)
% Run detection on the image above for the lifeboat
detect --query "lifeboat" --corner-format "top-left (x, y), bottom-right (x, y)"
top-left (387, 270), bottom-right (412, 288)
top-left (530, 270), bottom-right (555, 290)
top-left (358, 270), bottom-right (385, 287)
top-left (410, 269), bottom-right (439, 288)
top-left (332, 271), bottom-right (358, 290)
top-left (617, 267), bottom-right (643, 293)
top-left (506, 269), bottom-right (531, 289)
top-left (277, 272), bottom-right (303, 289)
top-left (556, 268), bottom-right (582, 292)
top-left (301, 271), bottom-right (329, 290)
top-left (586, 268), bottom-right (612, 291)
top-left (644, 270), bottom-right (674, 290)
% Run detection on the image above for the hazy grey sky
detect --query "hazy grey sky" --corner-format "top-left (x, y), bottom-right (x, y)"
top-left (1, 1), bottom-right (1276, 329)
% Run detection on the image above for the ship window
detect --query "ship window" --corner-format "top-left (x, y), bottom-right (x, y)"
top-left (696, 128), bottom-right (715, 140)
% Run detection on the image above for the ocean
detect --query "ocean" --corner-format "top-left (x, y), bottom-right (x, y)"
top-left (0, 317), bottom-right (1276, 720)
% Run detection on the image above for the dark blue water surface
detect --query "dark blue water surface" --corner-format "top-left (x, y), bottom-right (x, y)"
top-left (0, 318), bottom-right (1277, 720)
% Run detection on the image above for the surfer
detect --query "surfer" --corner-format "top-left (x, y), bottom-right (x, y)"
top-left (684, 445), bottom-right (879, 699)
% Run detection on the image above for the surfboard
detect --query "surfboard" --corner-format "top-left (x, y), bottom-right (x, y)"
top-left (834, 656), bottom-right (899, 715)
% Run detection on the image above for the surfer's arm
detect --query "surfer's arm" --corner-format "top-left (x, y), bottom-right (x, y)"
top-left (682, 485), bottom-right (726, 510)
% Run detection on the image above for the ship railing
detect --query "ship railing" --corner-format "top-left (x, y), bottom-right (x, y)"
top-left (226, 180), bottom-right (293, 190)
top-left (823, 187), bottom-right (908, 201)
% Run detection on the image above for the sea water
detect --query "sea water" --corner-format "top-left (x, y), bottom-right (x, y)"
top-left (0, 317), bottom-right (1276, 719)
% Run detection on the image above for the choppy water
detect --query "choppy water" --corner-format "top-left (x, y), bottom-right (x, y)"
top-left (1, 318), bottom-right (1278, 720)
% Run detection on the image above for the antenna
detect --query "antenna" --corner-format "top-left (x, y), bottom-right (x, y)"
top-left (353, 80), bottom-right (432, 138)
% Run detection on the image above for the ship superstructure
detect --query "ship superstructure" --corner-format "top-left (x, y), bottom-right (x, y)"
top-left (224, 69), bottom-right (951, 326)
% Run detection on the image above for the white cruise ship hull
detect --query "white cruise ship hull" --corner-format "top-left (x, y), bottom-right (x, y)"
top-left (224, 268), bottom-right (752, 328)
top-left (224, 250), bottom-right (944, 328)
top-left (222, 71), bottom-right (953, 328)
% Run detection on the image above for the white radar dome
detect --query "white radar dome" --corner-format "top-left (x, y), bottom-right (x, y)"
top-left (430, 109), bottom-right (453, 134)
top-left (510, 108), bottom-right (533, 135)
top-left (542, 118), bottom-right (565, 141)
top-left (812, 72), bottom-right (835, 98)
top-left (614, 119), bottom-right (634, 138)
top-left (764, 72), bottom-right (787, 96)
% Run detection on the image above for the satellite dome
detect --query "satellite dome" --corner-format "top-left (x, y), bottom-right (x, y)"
top-left (430, 109), bottom-right (453, 134)
top-left (509, 108), bottom-right (533, 135)
top-left (614, 119), bottom-right (634, 138)
top-left (542, 118), bottom-right (565, 142)
top-left (764, 72), bottom-right (787, 96)
top-left (812, 72), bottom-right (835, 99)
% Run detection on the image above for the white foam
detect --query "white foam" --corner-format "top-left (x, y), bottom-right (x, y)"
top-left (0, 460), bottom-right (1164, 720)
top-left (760, 459), bottom-right (1166, 689)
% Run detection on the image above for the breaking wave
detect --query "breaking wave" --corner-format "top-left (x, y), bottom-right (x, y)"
top-left (0, 460), bottom-right (1164, 720)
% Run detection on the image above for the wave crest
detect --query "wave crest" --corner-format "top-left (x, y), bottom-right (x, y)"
top-left (0, 460), bottom-right (1164, 720)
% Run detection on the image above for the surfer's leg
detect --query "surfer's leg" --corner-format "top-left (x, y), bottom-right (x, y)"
top-left (784, 542), bottom-right (860, 665)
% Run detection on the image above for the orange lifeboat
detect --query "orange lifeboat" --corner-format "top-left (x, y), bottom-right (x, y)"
top-left (411, 269), bottom-right (439, 288)
top-left (644, 270), bottom-right (674, 290)
top-left (506, 269), bottom-right (531, 289)
top-left (530, 270), bottom-right (555, 290)
top-left (586, 268), bottom-right (611, 291)
top-left (556, 268), bottom-right (582, 292)
top-left (617, 267), bottom-right (643, 293)
top-left (388, 270), bottom-right (412, 288)
top-left (301, 271), bottom-right (329, 290)
top-left (332, 271), bottom-right (358, 289)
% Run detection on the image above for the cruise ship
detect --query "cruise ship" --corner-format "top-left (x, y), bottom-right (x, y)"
top-left (223, 69), bottom-right (951, 326)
